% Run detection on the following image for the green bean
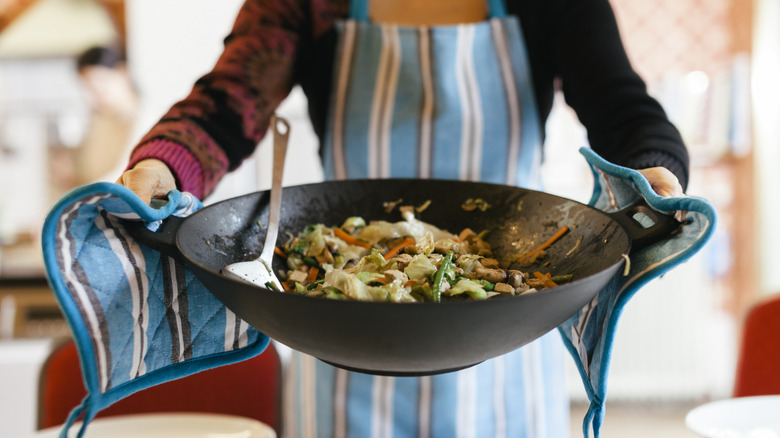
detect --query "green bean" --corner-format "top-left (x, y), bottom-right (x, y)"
top-left (432, 250), bottom-right (455, 303)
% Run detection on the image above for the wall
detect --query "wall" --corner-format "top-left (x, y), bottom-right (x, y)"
top-left (753, 0), bottom-right (780, 296)
top-left (0, 0), bottom-right (115, 57)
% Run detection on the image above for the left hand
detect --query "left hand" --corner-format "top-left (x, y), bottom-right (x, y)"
top-left (637, 167), bottom-right (684, 198)
top-left (115, 159), bottom-right (177, 205)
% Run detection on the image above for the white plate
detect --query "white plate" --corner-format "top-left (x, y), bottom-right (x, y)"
top-left (26, 413), bottom-right (276, 438)
top-left (686, 395), bottom-right (780, 438)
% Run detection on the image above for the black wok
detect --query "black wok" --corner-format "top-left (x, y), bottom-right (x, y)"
top-left (127, 179), bottom-right (678, 376)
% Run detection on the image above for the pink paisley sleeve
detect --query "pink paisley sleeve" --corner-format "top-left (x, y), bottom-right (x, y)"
top-left (128, 0), bottom-right (313, 199)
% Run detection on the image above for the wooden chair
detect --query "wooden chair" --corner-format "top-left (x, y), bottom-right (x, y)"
top-left (37, 338), bottom-right (282, 434)
top-left (733, 293), bottom-right (780, 397)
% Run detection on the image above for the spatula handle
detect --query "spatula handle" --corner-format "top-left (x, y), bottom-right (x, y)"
top-left (260, 115), bottom-right (290, 264)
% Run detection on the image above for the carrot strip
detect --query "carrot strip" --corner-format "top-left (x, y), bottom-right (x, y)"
top-left (458, 228), bottom-right (476, 241)
top-left (334, 228), bottom-right (372, 249)
top-left (533, 271), bottom-right (558, 288)
top-left (384, 237), bottom-right (415, 260)
top-left (274, 246), bottom-right (287, 258)
top-left (306, 266), bottom-right (319, 283)
top-left (518, 225), bottom-right (569, 263)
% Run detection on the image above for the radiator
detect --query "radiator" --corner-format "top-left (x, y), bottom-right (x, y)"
top-left (565, 253), bottom-right (737, 404)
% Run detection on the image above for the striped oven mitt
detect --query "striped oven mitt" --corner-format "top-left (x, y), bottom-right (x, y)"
top-left (41, 183), bottom-right (269, 438)
top-left (559, 148), bottom-right (717, 437)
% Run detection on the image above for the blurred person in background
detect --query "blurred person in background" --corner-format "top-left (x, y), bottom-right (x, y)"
top-left (51, 45), bottom-right (138, 193)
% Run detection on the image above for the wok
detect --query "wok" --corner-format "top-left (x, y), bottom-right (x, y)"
top-left (127, 179), bottom-right (678, 376)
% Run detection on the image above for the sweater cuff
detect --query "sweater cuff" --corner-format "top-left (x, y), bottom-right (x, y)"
top-left (128, 140), bottom-right (204, 199)
top-left (624, 150), bottom-right (689, 191)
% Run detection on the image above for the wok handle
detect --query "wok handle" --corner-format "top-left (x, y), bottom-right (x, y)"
top-left (605, 198), bottom-right (681, 253)
top-left (122, 215), bottom-right (186, 259)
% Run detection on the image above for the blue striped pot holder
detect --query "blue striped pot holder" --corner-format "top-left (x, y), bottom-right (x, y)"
top-left (560, 148), bottom-right (717, 437)
top-left (41, 183), bottom-right (269, 438)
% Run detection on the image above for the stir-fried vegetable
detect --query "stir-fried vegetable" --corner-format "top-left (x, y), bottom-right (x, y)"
top-left (431, 250), bottom-right (454, 303)
top-left (516, 225), bottom-right (569, 265)
top-left (277, 209), bottom-right (571, 302)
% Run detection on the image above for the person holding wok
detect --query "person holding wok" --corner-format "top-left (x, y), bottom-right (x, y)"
top-left (117, 0), bottom-right (688, 436)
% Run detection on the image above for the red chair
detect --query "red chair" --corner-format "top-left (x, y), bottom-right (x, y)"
top-left (37, 338), bottom-right (282, 434)
top-left (733, 293), bottom-right (780, 397)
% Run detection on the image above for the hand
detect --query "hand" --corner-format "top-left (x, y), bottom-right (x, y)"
top-left (637, 167), bottom-right (684, 198)
top-left (115, 159), bottom-right (177, 204)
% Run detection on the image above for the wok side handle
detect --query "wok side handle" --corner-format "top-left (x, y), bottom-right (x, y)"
top-left (606, 198), bottom-right (681, 253)
top-left (122, 216), bottom-right (186, 259)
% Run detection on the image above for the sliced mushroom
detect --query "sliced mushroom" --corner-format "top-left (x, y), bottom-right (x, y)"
top-left (326, 241), bottom-right (340, 254)
top-left (392, 253), bottom-right (414, 270)
top-left (494, 282), bottom-right (514, 294)
top-left (399, 205), bottom-right (415, 221)
top-left (526, 278), bottom-right (546, 289)
top-left (434, 240), bottom-right (460, 254)
top-left (315, 249), bottom-right (335, 265)
top-left (506, 270), bottom-right (525, 288)
top-left (384, 269), bottom-right (409, 284)
top-left (475, 267), bottom-right (507, 283)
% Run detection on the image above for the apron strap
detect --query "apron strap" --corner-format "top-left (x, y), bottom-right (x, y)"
top-left (349, 0), bottom-right (369, 21)
top-left (349, 0), bottom-right (508, 21)
top-left (487, 0), bottom-right (507, 18)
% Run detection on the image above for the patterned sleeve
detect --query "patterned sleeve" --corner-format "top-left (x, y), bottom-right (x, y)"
top-left (128, 0), bottom-right (312, 199)
top-left (550, 0), bottom-right (690, 189)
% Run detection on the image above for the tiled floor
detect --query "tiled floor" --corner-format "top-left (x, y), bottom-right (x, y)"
top-left (569, 402), bottom-right (702, 438)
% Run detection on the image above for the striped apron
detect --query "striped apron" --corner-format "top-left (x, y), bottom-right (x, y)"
top-left (285, 0), bottom-right (568, 436)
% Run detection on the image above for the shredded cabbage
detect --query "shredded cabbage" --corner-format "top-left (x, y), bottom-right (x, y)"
top-left (404, 255), bottom-right (436, 281)
top-left (446, 279), bottom-right (488, 300)
top-left (278, 210), bottom-right (570, 302)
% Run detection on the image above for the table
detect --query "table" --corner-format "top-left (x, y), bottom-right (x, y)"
top-left (23, 413), bottom-right (276, 438)
top-left (685, 395), bottom-right (780, 438)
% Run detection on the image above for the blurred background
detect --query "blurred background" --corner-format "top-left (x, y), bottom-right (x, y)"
top-left (0, 0), bottom-right (775, 436)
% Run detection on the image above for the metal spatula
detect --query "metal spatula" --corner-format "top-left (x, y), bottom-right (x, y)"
top-left (221, 115), bottom-right (289, 290)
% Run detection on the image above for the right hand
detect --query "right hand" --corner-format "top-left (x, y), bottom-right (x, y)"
top-left (115, 159), bottom-right (177, 204)
top-left (637, 167), bottom-right (685, 199)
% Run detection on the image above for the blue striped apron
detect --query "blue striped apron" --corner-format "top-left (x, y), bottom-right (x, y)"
top-left (285, 1), bottom-right (568, 437)
top-left (322, 0), bottom-right (543, 186)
